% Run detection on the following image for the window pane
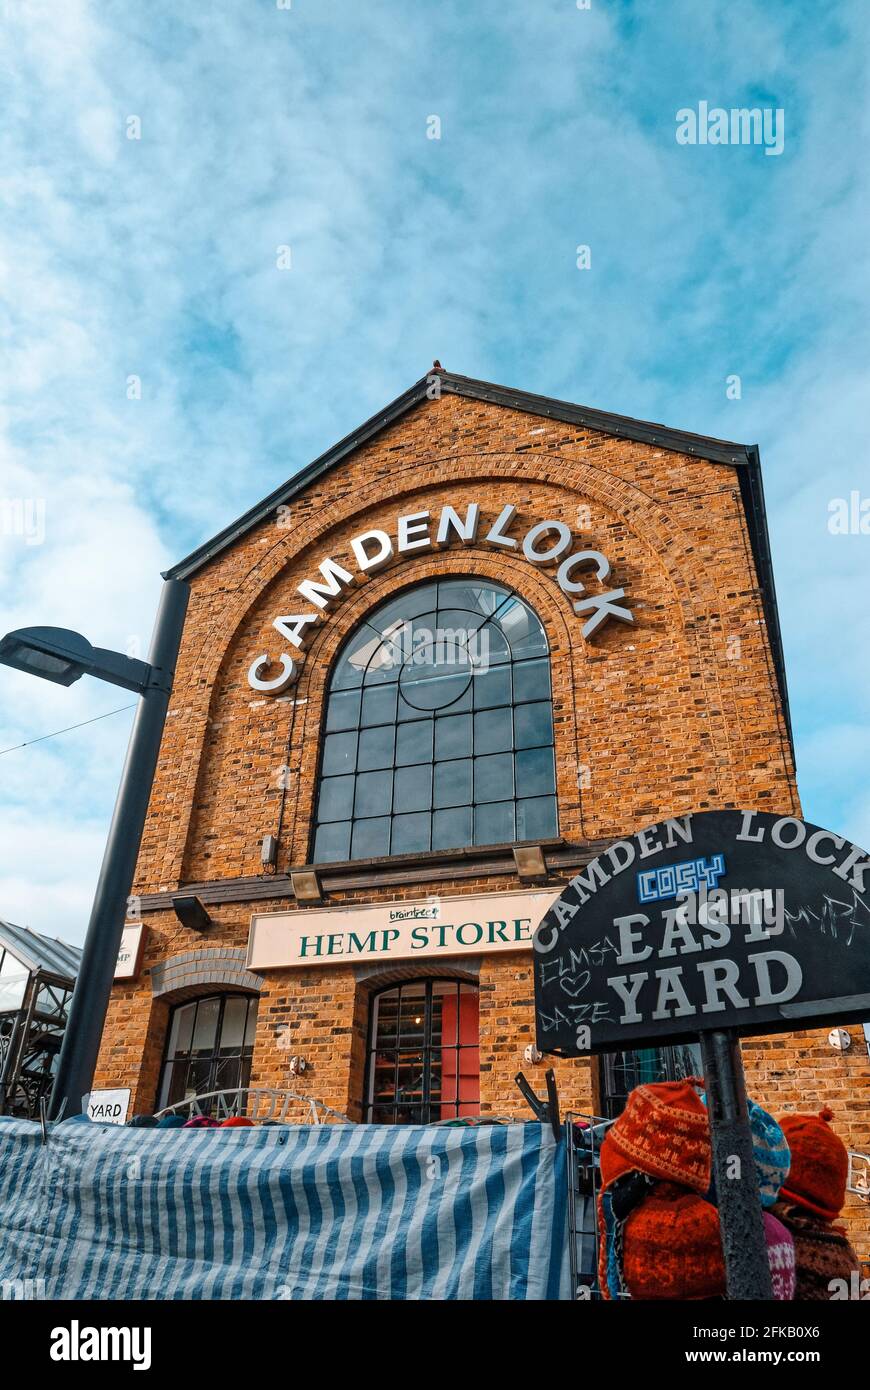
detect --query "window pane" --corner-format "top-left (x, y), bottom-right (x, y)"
top-left (316, 579), bottom-right (556, 866)
top-left (474, 751), bottom-right (513, 803)
top-left (432, 805), bottom-right (472, 850)
top-left (433, 758), bottom-right (472, 808)
top-left (476, 621), bottom-right (511, 666)
top-left (332, 625), bottom-right (382, 689)
top-left (514, 700), bottom-right (553, 749)
top-left (474, 800), bottom-right (515, 845)
top-left (354, 769), bottom-right (392, 818)
top-left (472, 664), bottom-right (511, 710)
top-left (517, 795), bottom-right (558, 840)
top-left (244, 1000), bottom-right (258, 1049)
top-left (473, 707), bottom-right (512, 755)
top-left (391, 811), bottom-right (431, 855)
top-left (515, 745), bottom-right (555, 797)
top-left (351, 816), bottom-right (391, 859)
top-left (166, 1001), bottom-right (195, 1058)
top-left (400, 668), bottom-right (471, 713)
top-left (512, 657), bottom-right (550, 704)
top-left (317, 774), bottom-right (353, 823)
top-left (357, 724), bottom-right (394, 771)
top-left (437, 580), bottom-right (503, 617)
top-left (395, 719), bottom-right (433, 764)
top-left (394, 764), bottom-right (432, 813)
top-left (435, 712), bottom-right (472, 761)
top-left (499, 598), bottom-right (548, 656)
top-left (361, 684), bottom-right (398, 727)
top-left (325, 688), bottom-right (361, 732)
top-left (322, 730), bottom-right (357, 775)
top-left (192, 998), bottom-right (220, 1056)
top-left (219, 996), bottom-right (248, 1053)
top-left (313, 820), bottom-right (351, 863)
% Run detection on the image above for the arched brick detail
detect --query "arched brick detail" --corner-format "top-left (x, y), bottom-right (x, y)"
top-left (150, 948), bottom-right (264, 1002)
top-left (353, 957), bottom-right (481, 990)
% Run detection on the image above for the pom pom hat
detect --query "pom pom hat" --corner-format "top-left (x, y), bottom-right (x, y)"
top-left (599, 1078), bottom-right (711, 1194)
top-left (619, 1186), bottom-right (726, 1300)
top-left (777, 1108), bottom-right (848, 1221)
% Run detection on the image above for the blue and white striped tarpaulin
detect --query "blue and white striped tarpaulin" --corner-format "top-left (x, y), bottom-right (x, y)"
top-left (0, 1118), bottom-right (569, 1300)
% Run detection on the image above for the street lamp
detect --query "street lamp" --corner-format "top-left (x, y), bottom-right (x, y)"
top-left (0, 579), bottom-right (190, 1120)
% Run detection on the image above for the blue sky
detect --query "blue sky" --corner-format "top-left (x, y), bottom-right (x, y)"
top-left (1, 0), bottom-right (868, 942)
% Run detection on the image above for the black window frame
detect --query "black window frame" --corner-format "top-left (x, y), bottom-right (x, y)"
top-left (157, 992), bottom-right (258, 1114)
top-left (363, 978), bottom-right (480, 1125)
top-left (311, 577), bottom-right (558, 864)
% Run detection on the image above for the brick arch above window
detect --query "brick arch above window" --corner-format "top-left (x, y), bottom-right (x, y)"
top-left (150, 947), bottom-right (264, 1003)
top-left (353, 957), bottom-right (481, 991)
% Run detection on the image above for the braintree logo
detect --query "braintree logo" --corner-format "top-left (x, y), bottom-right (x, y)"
top-left (676, 102), bottom-right (784, 156)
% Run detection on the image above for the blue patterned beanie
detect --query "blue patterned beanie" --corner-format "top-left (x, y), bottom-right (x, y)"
top-left (700, 1092), bottom-right (790, 1208)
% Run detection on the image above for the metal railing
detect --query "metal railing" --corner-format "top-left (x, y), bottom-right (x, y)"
top-left (154, 1086), bottom-right (353, 1125)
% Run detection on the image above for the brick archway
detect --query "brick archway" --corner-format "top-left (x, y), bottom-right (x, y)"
top-left (150, 947), bottom-right (264, 1003)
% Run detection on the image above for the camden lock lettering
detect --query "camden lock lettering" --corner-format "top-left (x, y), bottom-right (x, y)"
top-left (533, 810), bottom-right (870, 1056)
top-left (247, 500), bottom-right (634, 692)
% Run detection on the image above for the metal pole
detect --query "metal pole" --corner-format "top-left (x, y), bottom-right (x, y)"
top-left (699, 1029), bottom-right (773, 1300)
top-left (49, 579), bottom-right (190, 1120)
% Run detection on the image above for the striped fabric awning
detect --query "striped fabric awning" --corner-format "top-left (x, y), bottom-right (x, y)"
top-left (0, 1117), bottom-right (569, 1300)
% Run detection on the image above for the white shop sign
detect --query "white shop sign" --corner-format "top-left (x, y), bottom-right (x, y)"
top-left (247, 888), bottom-right (561, 970)
top-left (115, 923), bottom-right (146, 980)
top-left (87, 1088), bottom-right (131, 1125)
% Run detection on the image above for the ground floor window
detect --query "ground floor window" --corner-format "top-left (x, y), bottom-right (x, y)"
top-left (365, 979), bottom-right (480, 1124)
top-left (599, 1043), bottom-right (702, 1119)
top-left (157, 993), bottom-right (257, 1113)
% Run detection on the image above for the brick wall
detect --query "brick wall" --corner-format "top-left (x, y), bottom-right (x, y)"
top-left (93, 389), bottom-right (869, 1258)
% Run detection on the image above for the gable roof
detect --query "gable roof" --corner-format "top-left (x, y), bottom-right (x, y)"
top-left (0, 918), bottom-right (82, 981)
top-left (163, 369), bottom-right (792, 750)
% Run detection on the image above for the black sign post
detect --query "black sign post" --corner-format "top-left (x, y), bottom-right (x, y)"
top-left (532, 809), bottom-right (870, 1300)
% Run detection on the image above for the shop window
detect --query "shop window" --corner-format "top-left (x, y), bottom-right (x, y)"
top-left (364, 980), bottom-right (480, 1124)
top-left (599, 1044), bottom-right (702, 1120)
top-left (157, 993), bottom-right (258, 1114)
top-left (312, 579), bottom-right (557, 862)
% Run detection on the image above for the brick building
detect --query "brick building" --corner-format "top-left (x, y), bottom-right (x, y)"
top-left (94, 368), bottom-right (870, 1256)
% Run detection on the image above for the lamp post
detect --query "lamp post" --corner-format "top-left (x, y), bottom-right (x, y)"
top-left (0, 578), bottom-right (190, 1120)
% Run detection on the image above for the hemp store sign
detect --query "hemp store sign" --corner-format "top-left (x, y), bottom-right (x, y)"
top-left (533, 810), bottom-right (870, 1056)
top-left (248, 500), bottom-right (634, 693)
top-left (247, 888), bottom-right (560, 969)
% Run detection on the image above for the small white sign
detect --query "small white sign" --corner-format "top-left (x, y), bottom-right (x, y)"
top-left (115, 923), bottom-right (146, 980)
top-left (87, 1088), bottom-right (131, 1125)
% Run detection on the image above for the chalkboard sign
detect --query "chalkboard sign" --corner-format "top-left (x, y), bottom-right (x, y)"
top-left (533, 810), bottom-right (870, 1056)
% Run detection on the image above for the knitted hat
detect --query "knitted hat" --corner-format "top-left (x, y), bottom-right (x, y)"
top-left (763, 1211), bottom-right (796, 1301)
top-left (619, 1185), bottom-right (726, 1300)
top-left (700, 1093), bottom-right (790, 1208)
top-left (599, 1078), bottom-right (711, 1193)
top-left (219, 1116), bottom-right (254, 1128)
top-left (182, 1115), bottom-right (220, 1129)
top-left (777, 1108), bottom-right (848, 1221)
top-left (155, 1114), bottom-right (187, 1128)
top-left (127, 1114), bottom-right (158, 1128)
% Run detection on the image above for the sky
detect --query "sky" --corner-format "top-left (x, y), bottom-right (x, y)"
top-left (1, 0), bottom-right (868, 944)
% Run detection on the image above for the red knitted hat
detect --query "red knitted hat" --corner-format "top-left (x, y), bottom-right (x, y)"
top-left (599, 1078), bottom-right (711, 1194)
top-left (777, 1108), bottom-right (848, 1221)
top-left (219, 1116), bottom-right (254, 1128)
top-left (621, 1186), bottom-right (726, 1300)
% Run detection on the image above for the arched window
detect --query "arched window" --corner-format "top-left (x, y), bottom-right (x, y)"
top-left (157, 993), bottom-right (258, 1113)
top-left (365, 979), bottom-right (480, 1124)
top-left (312, 579), bottom-right (557, 862)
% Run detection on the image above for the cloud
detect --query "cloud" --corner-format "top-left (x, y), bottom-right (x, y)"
top-left (0, 0), bottom-right (868, 937)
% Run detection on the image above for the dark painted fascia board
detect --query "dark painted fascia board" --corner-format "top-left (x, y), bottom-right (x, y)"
top-left (164, 371), bottom-right (752, 580)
